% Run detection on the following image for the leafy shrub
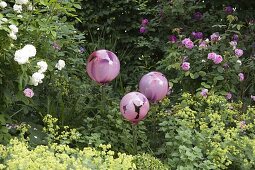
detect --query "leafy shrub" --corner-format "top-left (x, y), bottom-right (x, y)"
top-left (0, 0), bottom-right (92, 144)
top-left (159, 93), bottom-right (255, 169)
top-left (133, 153), bottom-right (169, 170)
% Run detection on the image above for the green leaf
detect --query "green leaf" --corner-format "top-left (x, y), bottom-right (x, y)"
top-left (215, 75), bottom-right (224, 80)
top-left (199, 71), bottom-right (206, 77)
top-left (201, 82), bottom-right (211, 88)
top-left (185, 71), bottom-right (190, 76)
top-left (217, 66), bottom-right (224, 73)
top-left (190, 73), bottom-right (194, 79)
top-left (73, 4), bottom-right (82, 9)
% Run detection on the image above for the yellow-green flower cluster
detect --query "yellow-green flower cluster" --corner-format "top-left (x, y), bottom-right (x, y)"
top-left (0, 138), bottom-right (135, 170)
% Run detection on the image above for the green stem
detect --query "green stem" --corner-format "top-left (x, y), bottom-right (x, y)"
top-left (132, 124), bottom-right (137, 155)
top-left (11, 108), bottom-right (23, 118)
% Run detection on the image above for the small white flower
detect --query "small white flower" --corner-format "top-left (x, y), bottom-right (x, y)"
top-left (229, 41), bottom-right (237, 50)
top-left (201, 59), bottom-right (206, 63)
top-left (230, 41), bottom-right (237, 46)
top-left (23, 44), bottom-right (36, 57)
top-left (0, 1), bottom-right (7, 8)
top-left (13, 4), bottom-right (22, 13)
top-left (9, 24), bottom-right (18, 34)
top-left (9, 32), bottom-right (17, 40)
top-left (1, 18), bottom-right (8, 22)
top-left (27, 4), bottom-right (33, 10)
top-left (14, 49), bottom-right (29, 64)
top-left (15, 0), bottom-right (29, 5)
top-left (55, 59), bottom-right (65, 70)
top-left (237, 60), bottom-right (242, 65)
top-left (37, 61), bottom-right (48, 73)
top-left (30, 72), bottom-right (45, 86)
top-left (17, 15), bottom-right (23, 18)
top-left (205, 38), bottom-right (210, 43)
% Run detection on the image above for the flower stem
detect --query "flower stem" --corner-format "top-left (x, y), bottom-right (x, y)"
top-left (132, 124), bottom-right (137, 155)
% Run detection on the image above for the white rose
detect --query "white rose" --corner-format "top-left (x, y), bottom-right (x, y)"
top-left (0, 1), bottom-right (7, 8)
top-left (13, 4), bottom-right (22, 13)
top-left (15, 0), bottom-right (28, 5)
top-left (23, 44), bottom-right (36, 57)
top-left (55, 59), bottom-right (65, 70)
top-left (30, 72), bottom-right (45, 86)
top-left (14, 49), bottom-right (29, 64)
top-left (2, 18), bottom-right (8, 22)
top-left (9, 24), bottom-right (18, 34)
top-left (37, 61), bottom-right (48, 73)
top-left (9, 32), bottom-right (17, 40)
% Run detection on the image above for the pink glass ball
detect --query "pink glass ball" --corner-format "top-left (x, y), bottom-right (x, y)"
top-left (120, 92), bottom-right (150, 124)
top-left (139, 71), bottom-right (168, 102)
top-left (86, 49), bottom-right (120, 84)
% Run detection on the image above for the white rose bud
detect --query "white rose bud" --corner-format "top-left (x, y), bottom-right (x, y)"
top-left (37, 61), bottom-right (48, 73)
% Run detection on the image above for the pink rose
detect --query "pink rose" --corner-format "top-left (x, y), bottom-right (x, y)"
top-left (210, 32), bottom-right (221, 42)
top-left (213, 55), bottom-right (223, 64)
top-left (23, 88), bottom-right (34, 98)
top-left (235, 49), bottom-right (243, 57)
top-left (207, 52), bottom-right (217, 60)
top-left (182, 38), bottom-right (194, 49)
top-left (181, 62), bottom-right (190, 71)
top-left (199, 41), bottom-right (207, 49)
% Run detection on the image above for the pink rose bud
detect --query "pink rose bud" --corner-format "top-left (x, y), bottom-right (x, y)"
top-left (181, 62), bottom-right (190, 71)
top-left (251, 95), bottom-right (255, 101)
top-left (139, 71), bottom-right (169, 103)
top-left (139, 26), bottom-right (147, 33)
top-left (120, 92), bottom-right (150, 124)
top-left (141, 18), bottom-right (149, 26)
top-left (200, 89), bottom-right (208, 97)
top-left (226, 92), bottom-right (232, 100)
top-left (238, 73), bottom-right (244, 81)
top-left (86, 49), bottom-right (120, 84)
top-left (23, 88), bottom-right (34, 98)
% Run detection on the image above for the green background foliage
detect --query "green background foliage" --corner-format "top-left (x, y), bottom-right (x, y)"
top-left (0, 0), bottom-right (255, 169)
